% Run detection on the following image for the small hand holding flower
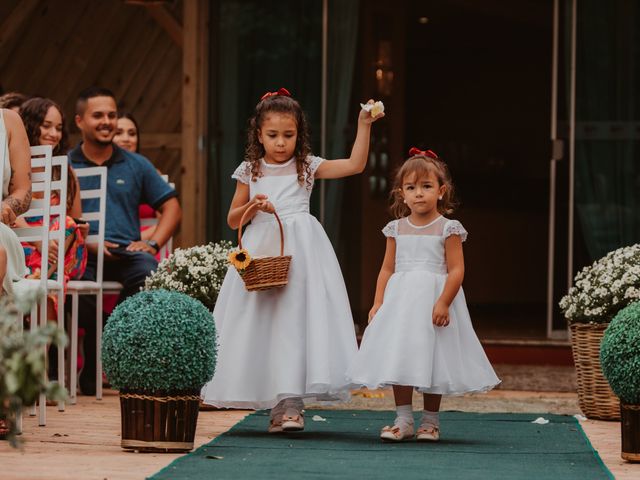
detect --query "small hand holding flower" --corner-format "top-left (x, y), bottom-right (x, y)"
top-left (359, 99), bottom-right (385, 125)
top-left (251, 193), bottom-right (275, 214)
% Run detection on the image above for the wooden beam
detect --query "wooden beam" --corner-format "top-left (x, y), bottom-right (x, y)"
top-left (181, 0), bottom-right (209, 247)
top-left (68, 133), bottom-right (182, 150)
top-left (144, 4), bottom-right (183, 48)
top-left (0, 0), bottom-right (41, 53)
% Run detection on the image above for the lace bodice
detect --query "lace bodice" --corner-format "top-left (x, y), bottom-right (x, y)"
top-left (231, 156), bottom-right (324, 223)
top-left (382, 216), bottom-right (467, 274)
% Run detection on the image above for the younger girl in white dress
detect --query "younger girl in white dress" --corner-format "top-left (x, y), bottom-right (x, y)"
top-left (346, 148), bottom-right (500, 442)
top-left (201, 88), bottom-right (383, 433)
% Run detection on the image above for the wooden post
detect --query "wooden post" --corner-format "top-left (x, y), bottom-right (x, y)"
top-left (182, 0), bottom-right (209, 247)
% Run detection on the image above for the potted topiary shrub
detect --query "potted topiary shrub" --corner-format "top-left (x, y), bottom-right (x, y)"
top-left (102, 289), bottom-right (217, 452)
top-left (560, 243), bottom-right (640, 420)
top-left (600, 301), bottom-right (640, 462)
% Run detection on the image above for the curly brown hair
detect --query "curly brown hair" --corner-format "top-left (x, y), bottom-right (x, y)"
top-left (244, 94), bottom-right (313, 189)
top-left (19, 97), bottom-right (77, 211)
top-left (390, 154), bottom-right (457, 218)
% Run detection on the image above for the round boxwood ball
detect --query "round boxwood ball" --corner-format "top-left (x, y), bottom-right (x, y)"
top-left (600, 301), bottom-right (640, 404)
top-left (102, 289), bottom-right (217, 394)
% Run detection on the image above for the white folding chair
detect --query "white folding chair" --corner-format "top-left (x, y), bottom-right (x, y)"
top-left (66, 167), bottom-right (107, 403)
top-left (12, 146), bottom-right (69, 424)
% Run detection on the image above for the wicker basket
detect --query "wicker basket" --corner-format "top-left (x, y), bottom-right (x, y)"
top-left (569, 322), bottom-right (620, 420)
top-left (234, 203), bottom-right (292, 291)
top-left (119, 392), bottom-right (201, 452)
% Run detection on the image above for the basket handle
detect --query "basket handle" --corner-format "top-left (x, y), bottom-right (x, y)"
top-left (238, 201), bottom-right (285, 256)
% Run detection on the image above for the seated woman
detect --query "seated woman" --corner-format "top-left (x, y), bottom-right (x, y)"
top-left (15, 97), bottom-right (88, 322)
top-left (0, 108), bottom-right (31, 294)
top-left (113, 112), bottom-right (163, 247)
top-left (0, 107), bottom-right (32, 437)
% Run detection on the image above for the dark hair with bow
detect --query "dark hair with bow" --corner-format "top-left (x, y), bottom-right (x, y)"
top-left (245, 88), bottom-right (313, 189)
top-left (389, 147), bottom-right (457, 217)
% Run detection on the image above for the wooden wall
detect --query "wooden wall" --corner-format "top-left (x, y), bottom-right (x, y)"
top-left (0, 0), bottom-right (191, 239)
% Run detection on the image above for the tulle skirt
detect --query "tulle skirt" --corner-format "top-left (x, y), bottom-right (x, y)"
top-left (346, 270), bottom-right (500, 395)
top-left (201, 212), bottom-right (358, 409)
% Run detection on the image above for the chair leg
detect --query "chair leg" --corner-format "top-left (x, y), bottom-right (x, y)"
top-left (29, 304), bottom-right (37, 418)
top-left (16, 308), bottom-right (24, 434)
top-left (38, 297), bottom-right (47, 426)
top-left (96, 290), bottom-right (103, 400)
top-left (57, 289), bottom-right (65, 412)
top-left (70, 292), bottom-right (79, 405)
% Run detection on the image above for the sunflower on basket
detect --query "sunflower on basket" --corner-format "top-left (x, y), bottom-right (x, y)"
top-left (229, 248), bottom-right (252, 272)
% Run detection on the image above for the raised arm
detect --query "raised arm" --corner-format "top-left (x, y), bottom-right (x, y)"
top-left (315, 100), bottom-right (384, 180)
top-left (368, 237), bottom-right (396, 323)
top-left (2, 109), bottom-right (32, 224)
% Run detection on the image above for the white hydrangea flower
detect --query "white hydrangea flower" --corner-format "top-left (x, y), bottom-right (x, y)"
top-left (559, 244), bottom-right (640, 322)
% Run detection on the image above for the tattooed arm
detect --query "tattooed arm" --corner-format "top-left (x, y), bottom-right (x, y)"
top-left (1, 109), bottom-right (31, 224)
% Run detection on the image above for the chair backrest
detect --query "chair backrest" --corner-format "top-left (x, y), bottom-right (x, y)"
top-left (11, 146), bottom-right (60, 288)
top-left (0, 129), bottom-right (6, 191)
top-left (74, 167), bottom-right (107, 283)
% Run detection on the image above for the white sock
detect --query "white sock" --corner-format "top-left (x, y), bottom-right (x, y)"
top-left (421, 410), bottom-right (439, 427)
top-left (396, 405), bottom-right (414, 425)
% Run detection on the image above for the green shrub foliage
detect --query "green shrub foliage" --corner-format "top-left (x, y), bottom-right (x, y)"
top-left (102, 290), bottom-right (217, 393)
top-left (600, 301), bottom-right (640, 404)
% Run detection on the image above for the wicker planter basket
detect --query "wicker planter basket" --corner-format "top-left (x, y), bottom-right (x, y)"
top-left (235, 203), bottom-right (292, 292)
top-left (120, 392), bottom-right (201, 452)
top-left (569, 322), bottom-right (620, 420)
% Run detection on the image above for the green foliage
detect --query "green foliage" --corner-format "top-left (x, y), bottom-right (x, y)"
top-left (102, 289), bottom-right (217, 394)
top-left (144, 241), bottom-right (233, 310)
top-left (0, 296), bottom-right (67, 447)
top-left (600, 301), bottom-right (640, 404)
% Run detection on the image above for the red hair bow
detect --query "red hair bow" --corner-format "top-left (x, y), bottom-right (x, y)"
top-left (260, 87), bottom-right (292, 101)
top-left (408, 147), bottom-right (439, 159)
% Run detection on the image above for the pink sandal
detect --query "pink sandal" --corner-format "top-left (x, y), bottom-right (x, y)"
top-left (380, 422), bottom-right (414, 442)
top-left (416, 424), bottom-right (440, 442)
top-left (282, 409), bottom-right (305, 431)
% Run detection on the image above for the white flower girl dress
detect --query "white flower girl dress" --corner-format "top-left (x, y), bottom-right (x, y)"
top-left (347, 216), bottom-right (500, 394)
top-left (201, 156), bottom-right (358, 409)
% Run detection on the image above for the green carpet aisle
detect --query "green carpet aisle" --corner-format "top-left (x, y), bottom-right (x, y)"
top-left (150, 410), bottom-right (613, 479)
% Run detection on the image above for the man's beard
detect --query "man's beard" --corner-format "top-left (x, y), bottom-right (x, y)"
top-left (95, 137), bottom-right (113, 146)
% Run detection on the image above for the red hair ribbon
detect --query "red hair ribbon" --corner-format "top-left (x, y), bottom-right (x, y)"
top-left (260, 87), bottom-right (292, 101)
top-left (408, 147), bottom-right (439, 159)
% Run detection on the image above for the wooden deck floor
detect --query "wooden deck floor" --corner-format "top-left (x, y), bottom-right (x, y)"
top-left (1, 389), bottom-right (638, 479)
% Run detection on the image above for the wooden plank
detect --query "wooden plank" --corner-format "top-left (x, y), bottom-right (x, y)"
top-left (145, 4), bottom-right (183, 48)
top-left (68, 132), bottom-right (181, 150)
top-left (0, 390), bottom-right (250, 480)
top-left (120, 38), bottom-right (176, 119)
top-left (20, 2), bottom-right (92, 99)
top-left (0, 0), bottom-right (40, 56)
top-left (105, 16), bottom-right (165, 108)
top-left (181, 0), bottom-right (208, 247)
top-left (128, 45), bottom-right (181, 129)
top-left (52, 3), bottom-right (135, 111)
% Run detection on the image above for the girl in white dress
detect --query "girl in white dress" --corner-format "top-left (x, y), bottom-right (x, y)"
top-left (201, 88), bottom-right (383, 433)
top-left (346, 148), bottom-right (500, 442)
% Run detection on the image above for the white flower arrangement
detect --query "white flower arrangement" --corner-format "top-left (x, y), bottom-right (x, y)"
top-left (144, 241), bottom-right (233, 311)
top-left (559, 244), bottom-right (640, 323)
